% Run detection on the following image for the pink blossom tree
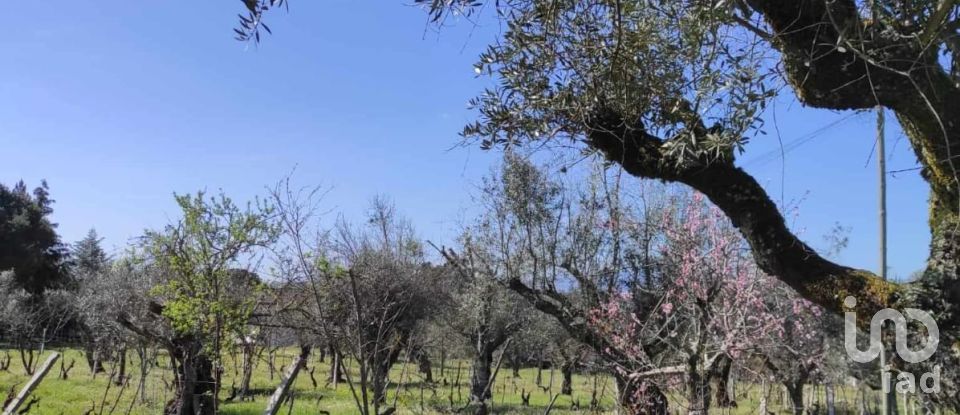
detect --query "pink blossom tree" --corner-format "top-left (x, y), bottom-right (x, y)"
top-left (587, 192), bottom-right (787, 414)
top-left (462, 155), bottom-right (832, 415)
top-left (758, 285), bottom-right (831, 415)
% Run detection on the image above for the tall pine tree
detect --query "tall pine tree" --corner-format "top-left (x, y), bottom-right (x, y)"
top-left (0, 180), bottom-right (68, 294)
top-left (73, 229), bottom-right (109, 275)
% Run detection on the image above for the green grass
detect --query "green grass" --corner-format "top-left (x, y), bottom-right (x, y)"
top-left (0, 348), bottom-right (615, 414)
top-left (0, 348), bottom-right (928, 414)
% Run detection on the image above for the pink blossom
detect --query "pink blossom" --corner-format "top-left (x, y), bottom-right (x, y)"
top-left (661, 302), bottom-right (674, 314)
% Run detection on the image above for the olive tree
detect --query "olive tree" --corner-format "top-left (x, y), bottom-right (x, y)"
top-left (453, 155), bottom-right (679, 412)
top-left (80, 258), bottom-right (166, 401)
top-left (438, 244), bottom-right (531, 414)
top-left (406, 0), bottom-right (960, 408)
top-left (407, 0), bottom-right (960, 325)
top-left (238, 0), bottom-right (960, 406)
top-left (0, 271), bottom-right (73, 375)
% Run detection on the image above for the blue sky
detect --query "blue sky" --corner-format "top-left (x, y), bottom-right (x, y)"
top-left (0, 1), bottom-right (929, 280)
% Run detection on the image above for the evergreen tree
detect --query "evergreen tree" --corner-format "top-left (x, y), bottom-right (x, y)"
top-left (0, 180), bottom-right (68, 294)
top-left (73, 228), bottom-right (109, 275)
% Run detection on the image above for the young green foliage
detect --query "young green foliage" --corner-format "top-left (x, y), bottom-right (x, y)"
top-left (143, 191), bottom-right (279, 351)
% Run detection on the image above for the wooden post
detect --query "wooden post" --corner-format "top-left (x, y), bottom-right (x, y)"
top-left (455, 361), bottom-right (463, 404)
top-left (859, 386), bottom-right (870, 415)
top-left (543, 393), bottom-right (560, 414)
top-left (901, 391), bottom-right (908, 415)
top-left (826, 383), bottom-right (836, 415)
top-left (262, 346), bottom-right (310, 415)
top-left (759, 378), bottom-right (768, 415)
top-left (2, 352), bottom-right (59, 415)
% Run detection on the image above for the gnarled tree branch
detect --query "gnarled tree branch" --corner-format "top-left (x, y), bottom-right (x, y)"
top-left (585, 106), bottom-right (897, 318)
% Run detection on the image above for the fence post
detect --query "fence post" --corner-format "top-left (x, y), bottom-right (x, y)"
top-left (262, 346), bottom-right (310, 415)
top-left (826, 383), bottom-right (835, 415)
top-left (2, 352), bottom-right (60, 415)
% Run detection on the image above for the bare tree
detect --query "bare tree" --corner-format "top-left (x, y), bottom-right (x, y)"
top-left (330, 197), bottom-right (439, 415)
top-left (269, 181), bottom-right (439, 415)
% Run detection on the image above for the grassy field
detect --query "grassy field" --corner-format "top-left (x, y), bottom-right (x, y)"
top-left (0, 348), bottom-right (916, 414)
top-left (0, 347), bottom-right (618, 414)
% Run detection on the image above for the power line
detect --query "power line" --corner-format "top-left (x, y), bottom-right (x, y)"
top-left (742, 112), bottom-right (861, 168)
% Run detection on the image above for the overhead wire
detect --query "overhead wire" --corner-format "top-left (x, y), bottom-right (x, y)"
top-left (742, 112), bottom-right (862, 168)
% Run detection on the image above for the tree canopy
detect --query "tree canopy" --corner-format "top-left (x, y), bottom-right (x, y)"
top-left (0, 180), bottom-right (69, 294)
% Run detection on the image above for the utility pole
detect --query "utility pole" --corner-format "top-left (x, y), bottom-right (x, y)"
top-left (870, 0), bottom-right (892, 409)
top-left (878, 106), bottom-right (896, 415)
